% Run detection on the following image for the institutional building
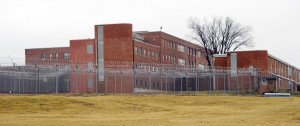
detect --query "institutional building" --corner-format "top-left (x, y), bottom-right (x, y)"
top-left (25, 23), bottom-right (300, 93)
top-left (25, 23), bottom-right (208, 93)
top-left (214, 50), bottom-right (300, 92)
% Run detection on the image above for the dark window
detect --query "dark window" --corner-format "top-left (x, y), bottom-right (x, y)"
top-left (64, 52), bottom-right (70, 59)
top-left (49, 53), bottom-right (52, 60)
top-left (153, 82), bottom-right (155, 89)
top-left (41, 53), bottom-right (45, 60)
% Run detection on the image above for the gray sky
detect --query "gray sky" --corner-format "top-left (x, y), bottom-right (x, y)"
top-left (0, 0), bottom-right (299, 68)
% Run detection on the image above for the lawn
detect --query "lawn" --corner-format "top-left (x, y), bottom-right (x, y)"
top-left (0, 94), bottom-right (299, 126)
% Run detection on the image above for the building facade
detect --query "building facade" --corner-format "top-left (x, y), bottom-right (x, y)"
top-left (214, 50), bottom-right (300, 92)
top-left (25, 23), bottom-right (208, 93)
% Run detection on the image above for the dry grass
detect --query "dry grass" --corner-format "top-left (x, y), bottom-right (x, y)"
top-left (0, 94), bottom-right (300, 126)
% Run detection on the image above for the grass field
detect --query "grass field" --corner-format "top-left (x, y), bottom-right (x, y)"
top-left (0, 94), bottom-right (300, 126)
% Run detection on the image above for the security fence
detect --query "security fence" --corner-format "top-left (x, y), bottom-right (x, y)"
top-left (0, 58), bottom-right (298, 95)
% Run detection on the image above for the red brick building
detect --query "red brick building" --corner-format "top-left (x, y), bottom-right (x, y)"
top-left (25, 24), bottom-right (300, 93)
top-left (214, 50), bottom-right (300, 93)
top-left (25, 23), bottom-right (208, 93)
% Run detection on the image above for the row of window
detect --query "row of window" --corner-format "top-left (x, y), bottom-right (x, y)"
top-left (162, 54), bottom-right (177, 64)
top-left (135, 46), bottom-right (159, 60)
top-left (262, 78), bottom-right (294, 90)
top-left (162, 39), bottom-right (201, 58)
top-left (41, 52), bottom-right (70, 60)
top-left (270, 57), bottom-right (299, 78)
top-left (135, 80), bottom-right (174, 90)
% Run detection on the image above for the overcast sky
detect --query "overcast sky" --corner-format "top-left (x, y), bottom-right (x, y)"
top-left (0, 0), bottom-right (299, 67)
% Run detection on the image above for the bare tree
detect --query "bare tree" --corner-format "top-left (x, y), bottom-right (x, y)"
top-left (188, 17), bottom-right (254, 67)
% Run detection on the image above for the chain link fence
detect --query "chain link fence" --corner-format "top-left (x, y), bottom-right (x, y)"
top-left (0, 58), bottom-right (298, 96)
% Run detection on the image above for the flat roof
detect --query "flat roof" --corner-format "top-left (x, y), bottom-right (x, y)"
top-left (25, 47), bottom-right (70, 50)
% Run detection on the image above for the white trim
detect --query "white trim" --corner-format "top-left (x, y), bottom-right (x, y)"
top-left (213, 54), bottom-right (227, 58)
top-left (269, 54), bottom-right (299, 71)
top-left (133, 38), bottom-right (161, 48)
top-left (269, 72), bottom-right (299, 84)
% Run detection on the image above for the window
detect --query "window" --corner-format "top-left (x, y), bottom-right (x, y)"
top-left (188, 47), bottom-right (190, 54)
top-left (145, 81), bottom-right (147, 88)
top-left (298, 70), bottom-right (300, 79)
top-left (285, 65), bottom-right (287, 76)
top-left (88, 79), bottom-right (93, 88)
top-left (148, 50), bottom-right (151, 58)
top-left (162, 54), bottom-right (164, 61)
top-left (144, 49), bottom-right (146, 57)
top-left (288, 66), bottom-right (292, 76)
top-left (157, 82), bottom-right (159, 89)
top-left (199, 64), bottom-right (204, 69)
top-left (41, 53), bottom-right (45, 60)
top-left (173, 43), bottom-right (176, 50)
top-left (153, 82), bottom-right (155, 89)
top-left (268, 80), bottom-right (273, 85)
top-left (169, 56), bottom-right (170, 62)
top-left (88, 62), bottom-right (93, 70)
top-left (135, 46), bottom-right (138, 55)
top-left (49, 53), bottom-right (52, 60)
top-left (140, 80), bottom-right (143, 88)
top-left (198, 51), bottom-right (201, 57)
top-left (87, 45), bottom-right (93, 54)
top-left (178, 58), bottom-right (185, 66)
top-left (178, 44), bottom-right (185, 52)
top-left (156, 52), bottom-right (158, 60)
top-left (165, 40), bottom-right (167, 47)
top-left (194, 49), bottom-right (196, 56)
top-left (64, 52), bottom-right (70, 59)
top-left (262, 79), bottom-right (266, 85)
top-left (136, 80), bottom-right (138, 87)
top-left (270, 58), bottom-right (272, 70)
top-left (174, 57), bottom-right (176, 63)
top-left (275, 60), bottom-right (277, 72)
top-left (166, 54), bottom-right (168, 61)
top-left (162, 39), bottom-right (164, 47)
top-left (140, 48), bottom-right (142, 56)
top-left (56, 53), bottom-right (58, 58)
top-left (152, 51), bottom-right (155, 59)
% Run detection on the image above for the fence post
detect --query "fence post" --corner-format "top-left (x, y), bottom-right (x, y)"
top-left (149, 70), bottom-right (151, 94)
top-left (186, 73), bottom-right (188, 92)
top-left (242, 73), bottom-right (243, 95)
top-left (249, 72), bottom-right (251, 95)
top-left (196, 72), bottom-right (198, 92)
top-left (18, 67), bottom-right (20, 94)
top-left (260, 73), bottom-right (263, 96)
top-left (132, 67), bottom-right (135, 94)
top-left (181, 76), bottom-right (182, 94)
top-left (173, 72), bottom-right (175, 94)
top-left (105, 71), bottom-right (107, 94)
top-left (224, 74), bottom-right (225, 95)
top-left (95, 66), bottom-right (98, 95)
top-left (114, 67), bottom-right (116, 95)
top-left (160, 70), bottom-right (162, 93)
top-left (35, 64), bottom-right (37, 94)
top-left (237, 72), bottom-right (239, 96)
top-left (166, 70), bottom-right (168, 95)
top-left (75, 66), bottom-right (78, 95)
top-left (120, 71), bottom-right (122, 94)
top-left (210, 73), bottom-right (212, 95)
top-left (56, 65), bottom-right (58, 94)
